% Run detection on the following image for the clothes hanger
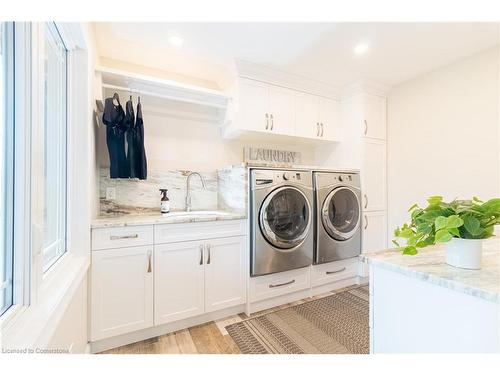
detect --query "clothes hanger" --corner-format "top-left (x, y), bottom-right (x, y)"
top-left (112, 92), bottom-right (120, 106)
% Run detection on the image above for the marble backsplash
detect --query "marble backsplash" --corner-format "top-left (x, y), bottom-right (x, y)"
top-left (99, 166), bottom-right (247, 216)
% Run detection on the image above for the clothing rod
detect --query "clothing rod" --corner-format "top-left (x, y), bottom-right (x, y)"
top-left (101, 83), bottom-right (228, 109)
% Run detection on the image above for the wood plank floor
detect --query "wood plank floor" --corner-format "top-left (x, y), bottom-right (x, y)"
top-left (99, 287), bottom-right (353, 354)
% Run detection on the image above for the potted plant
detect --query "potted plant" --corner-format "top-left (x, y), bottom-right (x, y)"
top-left (394, 196), bottom-right (500, 269)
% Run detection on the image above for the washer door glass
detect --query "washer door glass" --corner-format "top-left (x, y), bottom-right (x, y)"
top-left (259, 186), bottom-right (311, 249)
top-left (322, 187), bottom-right (360, 241)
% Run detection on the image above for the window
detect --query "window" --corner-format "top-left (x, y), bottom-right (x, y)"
top-left (41, 23), bottom-right (68, 272)
top-left (1, 22), bottom-right (14, 315)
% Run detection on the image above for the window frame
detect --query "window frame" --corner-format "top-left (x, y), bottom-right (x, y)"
top-left (0, 22), bottom-right (90, 343)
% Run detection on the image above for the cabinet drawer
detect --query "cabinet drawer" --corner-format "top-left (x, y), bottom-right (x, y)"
top-left (92, 225), bottom-right (153, 250)
top-left (311, 257), bottom-right (359, 287)
top-left (249, 266), bottom-right (310, 303)
top-left (155, 220), bottom-right (246, 244)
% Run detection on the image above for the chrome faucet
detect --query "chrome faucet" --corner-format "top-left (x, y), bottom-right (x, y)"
top-left (185, 172), bottom-right (207, 212)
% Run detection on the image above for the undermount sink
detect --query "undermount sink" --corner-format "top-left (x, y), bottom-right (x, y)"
top-left (162, 210), bottom-right (228, 217)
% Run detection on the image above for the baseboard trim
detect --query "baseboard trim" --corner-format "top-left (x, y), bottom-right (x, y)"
top-left (90, 304), bottom-right (245, 353)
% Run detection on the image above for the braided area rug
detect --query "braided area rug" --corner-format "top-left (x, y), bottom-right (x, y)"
top-left (226, 285), bottom-right (369, 354)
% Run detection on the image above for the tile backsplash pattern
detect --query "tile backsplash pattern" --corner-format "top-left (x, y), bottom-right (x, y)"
top-left (99, 165), bottom-right (248, 216)
top-left (99, 168), bottom-right (218, 216)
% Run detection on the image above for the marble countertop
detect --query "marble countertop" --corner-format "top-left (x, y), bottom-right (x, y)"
top-left (362, 238), bottom-right (500, 303)
top-left (91, 210), bottom-right (247, 228)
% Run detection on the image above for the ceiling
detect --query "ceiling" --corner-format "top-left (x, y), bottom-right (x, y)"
top-left (93, 22), bottom-right (499, 89)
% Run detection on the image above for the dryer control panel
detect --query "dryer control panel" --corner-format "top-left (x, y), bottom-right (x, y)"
top-left (251, 169), bottom-right (312, 188)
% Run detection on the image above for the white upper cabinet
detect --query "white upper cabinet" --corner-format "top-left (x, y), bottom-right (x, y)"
top-left (268, 85), bottom-right (295, 136)
top-left (362, 94), bottom-right (386, 140)
top-left (237, 78), bottom-right (270, 132)
top-left (295, 92), bottom-right (340, 140)
top-left (91, 246), bottom-right (153, 341)
top-left (233, 77), bottom-right (339, 141)
top-left (362, 138), bottom-right (387, 211)
top-left (295, 91), bottom-right (320, 138)
top-left (319, 97), bottom-right (340, 141)
top-left (204, 236), bottom-right (246, 313)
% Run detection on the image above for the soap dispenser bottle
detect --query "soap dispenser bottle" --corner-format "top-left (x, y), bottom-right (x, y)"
top-left (159, 189), bottom-right (170, 214)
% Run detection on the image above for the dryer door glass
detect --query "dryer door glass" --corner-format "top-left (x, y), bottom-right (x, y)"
top-left (259, 186), bottom-right (311, 249)
top-left (322, 187), bottom-right (360, 241)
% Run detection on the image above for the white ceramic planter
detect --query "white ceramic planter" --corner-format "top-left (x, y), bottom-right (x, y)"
top-left (445, 238), bottom-right (483, 270)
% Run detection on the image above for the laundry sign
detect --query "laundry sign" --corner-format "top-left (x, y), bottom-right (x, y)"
top-left (243, 147), bottom-right (301, 166)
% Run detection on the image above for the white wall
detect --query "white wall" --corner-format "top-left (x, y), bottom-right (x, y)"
top-left (387, 46), bottom-right (499, 242)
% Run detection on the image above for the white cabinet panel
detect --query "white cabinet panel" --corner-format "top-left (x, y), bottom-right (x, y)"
top-left (268, 85), bottom-right (295, 136)
top-left (204, 236), bottom-right (246, 312)
top-left (92, 225), bottom-right (153, 250)
top-left (362, 138), bottom-right (386, 211)
top-left (237, 78), bottom-right (269, 132)
top-left (295, 91), bottom-right (320, 138)
top-left (155, 220), bottom-right (246, 245)
top-left (319, 97), bottom-right (340, 141)
top-left (362, 211), bottom-right (387, 253)
top-left (154, 241), bottom-right (205, 325)
top-left (311, 257), bottom-right (359, 287)
top-left (91, 246), bottom-right (153, 340)
top-left (363, 95), bottom-right (386, 140)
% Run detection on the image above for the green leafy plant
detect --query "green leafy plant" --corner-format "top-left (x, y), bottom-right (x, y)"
top-left (393, 196), bottom-right (500, 255)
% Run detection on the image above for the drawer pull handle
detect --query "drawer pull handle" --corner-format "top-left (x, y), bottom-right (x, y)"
top-left (364, 194), bottom-right (368, 209)
top-left (265, 113), bottom-right (269, 130)
top-left (199, 244), bottom-right (204, 265)
top-left (269, 279), bottom-right (295, 288)
top-left (364, 119), bottom-right (368, 135)
top-left (326, 267), bottom-right (346, 275)
top-left (270, 114), bottom-right (274, 130)
top-left (110, 234), bottom-right (139, 240)
top-left (364, 215), bottom-right (368, 230)
top-left (207, 244), bottom-right (211, 264)
top-left (316, 123), bottom-right (320, 136)
top-left (320, 123), bottom-right (324, 137)
top-left (147, 250), bottom-right (152, 273)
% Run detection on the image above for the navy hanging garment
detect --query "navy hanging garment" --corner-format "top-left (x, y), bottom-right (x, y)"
top-left (102, 93), bottom-right (129, 178)
top-left (125, 97), bottom-right (139, 178)
top-left (134, 98), bottom-right (148, 180)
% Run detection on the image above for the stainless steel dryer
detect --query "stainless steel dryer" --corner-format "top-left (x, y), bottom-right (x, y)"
top-left (250, 169), bottom-right (314, 276)
top-left (313, 171), bottom-right (362, 264)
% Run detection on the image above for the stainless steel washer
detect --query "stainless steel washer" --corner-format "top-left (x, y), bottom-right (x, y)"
top-left (313, 171), bottom-right (362, 264)
top-left (250, 169), bottom-right (314, 276)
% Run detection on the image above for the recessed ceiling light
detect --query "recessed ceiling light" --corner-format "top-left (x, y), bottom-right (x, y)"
top-left (168, 35), bottom-right (184, 48)
top-left (354, 43), bottom-right (369, 55)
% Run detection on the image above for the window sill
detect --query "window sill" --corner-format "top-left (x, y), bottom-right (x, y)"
top-left (0, 253), bottom-right (89, 349)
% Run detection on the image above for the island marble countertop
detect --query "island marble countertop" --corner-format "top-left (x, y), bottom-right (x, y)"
top-left (361, 238), bottom-right (500, 303)
top-left (91, 210), bottom-right (247, 229)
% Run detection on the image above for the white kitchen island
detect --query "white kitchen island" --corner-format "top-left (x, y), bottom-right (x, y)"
top-left (362, 239), bottom-right (499, 353)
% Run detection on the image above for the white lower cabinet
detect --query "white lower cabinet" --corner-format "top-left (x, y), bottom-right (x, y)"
top-left (204, 237), bottom-right (246, 312)
top-left (91, 246), bottom-right (153, 341)
top-left (154, 241), bottom-right (205, 325)
top-left (91, 220), bottom-right (247, 343)
top-left (362, 211), bottom-right (387, 253)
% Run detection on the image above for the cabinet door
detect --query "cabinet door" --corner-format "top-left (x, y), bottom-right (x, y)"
top-left (268, 85), bottom-right (295, 136)
top-left (363, 94), bottom-right (386, 140)
top-left (362, 211), bottom-right (387, 253)
top-left (319, 97), bottom-right (340, 141)
top-left (91, 246), bottom-right (153, 341)
top-left (237, 78), bottom-right (269, 132)
top-left (362, 138), bottom-right (387, 211)
top-left (154, 241), bottom-right (205, 325)
top-left (204, 236), bottom-right (246, 312)
top-left (295, 91), bottom-right (320, 138)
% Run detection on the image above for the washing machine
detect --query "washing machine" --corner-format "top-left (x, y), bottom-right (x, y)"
top-left (313, 171), bottom-right (362, 264)
top-left (250, 168), bottom-right (314, 276)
